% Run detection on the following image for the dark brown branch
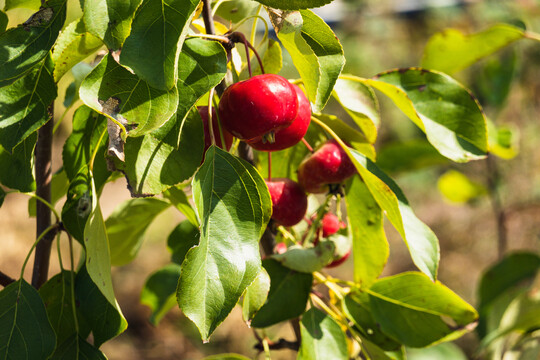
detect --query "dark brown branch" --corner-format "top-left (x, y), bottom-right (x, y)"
top-left (31, 104), bottom-right (56, 289)
top-left (0, 270), bottom-right (15, 287)
top-left (254, 338), bottom-right (300, 351)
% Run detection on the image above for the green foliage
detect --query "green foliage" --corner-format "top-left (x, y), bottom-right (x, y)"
top-left (1, 1), bottom-right (534, 358)
top-left (177, 146), bottom-right (272, 341)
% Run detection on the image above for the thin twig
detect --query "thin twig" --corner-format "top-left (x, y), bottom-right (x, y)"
top-left (486, 155), bottom-right (507, 260)
top-left (254, 338), bottom-right (300, 351)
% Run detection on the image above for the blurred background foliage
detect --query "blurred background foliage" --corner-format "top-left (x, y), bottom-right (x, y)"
top-left (1, 0), bottom-right (540, 359)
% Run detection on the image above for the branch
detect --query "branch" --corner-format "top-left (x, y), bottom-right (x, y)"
top-left (31, 103), bottom-right (56, 289)
top-left (0, 270), bottom-right (15, 287)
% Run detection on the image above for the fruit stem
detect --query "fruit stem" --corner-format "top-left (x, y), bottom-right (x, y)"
top-left (267, 152), bottom-right (272, 181)
top-left (301, 138), bottom-right (314, 153)
top-left (228, 32), bottom-right (265, 75)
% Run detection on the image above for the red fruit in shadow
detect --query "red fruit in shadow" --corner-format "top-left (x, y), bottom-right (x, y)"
top-left (311, 213), bottom-right (346, 238)
top-left (266, 178), bottom-right (308, 227)
top-left (247, 84), bottom-right (311, 151)
top-left (218, 74), bottom-right (298, 141)
top-left (297, 139), bottom-right (356, 193)
top-left (198, 106), bottom-right (234, 153)
top-left (326, 250), bottom-right (350, 268)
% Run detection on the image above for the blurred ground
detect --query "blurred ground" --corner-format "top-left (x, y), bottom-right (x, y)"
top-left (1, 0), bottom-right (540, 359)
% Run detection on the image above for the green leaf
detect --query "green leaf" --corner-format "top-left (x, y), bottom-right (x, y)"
top-left (61, 171), bottom-right (92, 243)
top-left (345, 176), bottom-right (388, 288)
top-left (175, 38), bottom-right (227, 128)
top-left (167, 220), bottom-right (200, 265)
top-left (141, 263), bottom-right (182, 325)
top-left (479, 252), bottom-right (540, 310)
top-left (313, 113), bottom-right (375, 160)
top-left (117, 108), bottom-right (204, 196)
top-left (487, 119), bottom-right (519, 160)
top-left (79, 54), bottom-right (179, 137)
top-left (342, 293), bottom-right (401, 351)
top-left (163, 187), bottom-right (199, 226)
top-left (83, 175), bottom-right (122, 312)
top-left (39, 271), bottom-right (91, 346)
top-left (271, 241), bottom-right (335, 273)
top-left (407, 342), bottom-right (468, 360)
top-left (255, 39), bottom-right (283, 75)
top-left (297, 307), bottom-right (348, 360)
top-left (0, 59), bottom-right (56, 153)
top-left (29, 170), bottom-right (69, 216)
top-left (0, 279), bottom-right (56, 359)
top-left (257, 0), bottom-right (334, 10)
top-left (332, 77), bottom-right (380, 143)
top-left (437, 170), bottom-right (487, 204)
top-left (120, 0), bottom-right (200, 90)
top-left (63, 63), bottom-right (93, 108)
top-left (0, 187), bottom-right (5, 207)
top-left (107, 198), bottom-right (170, 266)
top-left (376, 139), bottom-right (448, 174)
top-left (0, 10), bottom-right (8, 33)
top-left (75, 265), bottom-right (127, 347)
top-left (4, 0), bottom-right (40, 10)
top-left (367, 272), bottom-right (478, 348)
top-left (347, 147), bottom-right (440, 281)
top-left (422, 24), bottom-right (525, 75)
top-left (242, 267), bottom-right (271, 325)
top-left (51, 18), bottom-right (103, 82)
top-left (251, 259), bottom-right (313, 328)
top-left (50, 334), bottom-right (107, 360)
top-left (215, 0), bottom-right (260, 23)
top-left (366, 69), bottom-right (488, 163)
top-left (62, 106), bottom-right (110, 186)
top-left (0, 0), bottom-right (66, 85)
top-left (268, 8), bottom-right (344, 112)
top-left (0, 133), bottom-right (36, 192)
top-left (83, 0), bottom-right (141, 50)
top-left (177, 147), bottom-right (272, 340)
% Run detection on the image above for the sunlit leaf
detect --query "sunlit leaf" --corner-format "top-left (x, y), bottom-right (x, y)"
top-left (366, 69), bottom-right (488, 163)
top-left (83, 0), bottom-right (141, 50)
top-left (120, 0), bottom-right (200, 90)
top-left (0, 59), bottom-right (56, 153)
top-left (251, 259), bottom-right (312, 328)
top-left (255, 39), bottom-right (283, 75)
top-left (333, 77), bottom-right (380, 143)
top-left (422, 24), bottom-right (525, 75)
top-left (0, 0), bottom-right (66, 85)
top-left (79, 54), bottom-right (179, 137)
top-left (367, 272), bottom-right (478, 347)
top-left (268, 8), bottom-right (344, 112)
top-left (242, 268), bottom-right (271, 325)
top-left (297, 307), bottom-right (348, 360)
top-left (51, 18), bottom-right (103, 82)
top-left (4, 0), bottom-right (40, 11)
top-left (141, 264), bottom-right (182, 325)
top-left (258, 0), bottom-right (335, 10)
top-left (345, 176), bottom-right (388, 288)
top-left (107, 198), bottom-right (170, 266)
top-left (0, 279), bottom-right (56, 359)
top-left (163, 187), bottom-right (199, 227)
top-left (177, 146), bottom-right (271, 341)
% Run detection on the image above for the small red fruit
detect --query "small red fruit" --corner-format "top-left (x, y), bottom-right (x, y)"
top-left (274, 242), bottom-right (287, 254)
top-left (266, 178), bottom-right (308, 227)
top-left (312, 213), bottom-right (346, 238)
top-left (218, 74), bottom-right (298, 141)
top-left (198, 106), bottom-right (234, 153)
top-left (247, 84), bottom-right (311, 151)
top-left (297, 139), bottom-right (356, 193)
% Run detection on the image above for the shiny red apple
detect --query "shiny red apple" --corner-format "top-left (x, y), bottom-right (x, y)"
top-left (218, 74), bottom-right (298, 141)
top-left (297, 139), bottom-right (356, 193)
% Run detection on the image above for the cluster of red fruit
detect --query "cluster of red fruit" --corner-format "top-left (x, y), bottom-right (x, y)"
top-left (199, 74), bottom-right (356, 267)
